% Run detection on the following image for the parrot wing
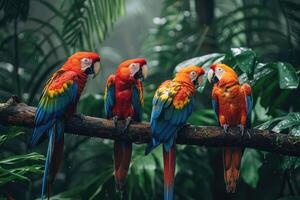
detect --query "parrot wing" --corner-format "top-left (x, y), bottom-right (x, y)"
top-left (211, 86), bottom-right (220, 125)
top-left (29, 70), bottom-right (78, 147)
top-left (104, 75), bottom-right (116, 119)
top-left (242, 83), bottom-right (252, 128)
top-left (147, 81), bottom-right (194, 153)
top-left (132, 80), bottom-right (144, 122)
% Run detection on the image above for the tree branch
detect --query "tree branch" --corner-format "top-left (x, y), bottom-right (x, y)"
top-left (0, 97), bottom-right (300, 156)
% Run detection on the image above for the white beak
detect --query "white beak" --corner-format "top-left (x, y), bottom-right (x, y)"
top-left (207, 69), bottom-right (214, 83)
top-left (93, 61), bottom-right (101, 79)
top-left (142, 64), bottom-right (148, 79)
top-left (197, 75), bottom-right (204, 86)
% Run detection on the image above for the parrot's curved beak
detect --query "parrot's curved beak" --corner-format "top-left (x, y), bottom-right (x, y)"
top-left (92, 61), bottom-right (101, 79)
top-left (134, 64), bottom-right (148, 81)
top-left (207, 69), bottom-right (215, 83)
top-left (197, 75), bottom-right (204, 86)
top-left (142, 64), bottom-right (148, 79)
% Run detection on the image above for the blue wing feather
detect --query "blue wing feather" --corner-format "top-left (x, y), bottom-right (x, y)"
top-left (29, 77), bottom-right (78, 147)
top-left (211, 98), bottom-right (219, 125)
top-left (132, 84), bottom-right (143, 122)
top-left (246, 95), bottom-right (252, 128)
top-left (146, 87), bottom-right (194, 154)
top-left (104, 81), bottom-right (115, 119)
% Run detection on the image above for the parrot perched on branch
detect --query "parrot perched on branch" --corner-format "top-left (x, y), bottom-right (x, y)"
top-left (104, 58), bottom-right (148, 191)
top-left (145, 66), bottom-right (205, 200)
top-left (28, 52), bottom-right (101, 199)
top-left (207, 63), bottom-right (252, 193)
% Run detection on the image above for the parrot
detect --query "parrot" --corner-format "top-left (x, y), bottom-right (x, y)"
top-left (207, 63), bottom-right (252, 193)
top-left (145, 65), bottom-right (205, 200)
top-left (104, 58), bottom-right (148, 191)
top-left (28, 52), bottom-right (101, 199)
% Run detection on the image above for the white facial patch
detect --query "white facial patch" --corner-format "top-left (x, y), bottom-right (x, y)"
top-left (189, 71), bottom-right (198, 82)
top-left (129, 63), bottom-right (140, 77)
top-left (81, 58), bottom-right (92, 71)
top-left (215, 67), bottom-right (224, 80)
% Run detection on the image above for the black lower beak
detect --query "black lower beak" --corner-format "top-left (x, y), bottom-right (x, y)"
top-left (212, 73), bottom-right (219, 83)
top-left (193, 76), bottom-right (199, 86)
top-left (134, 68), bottom-right (144, 80)
top-left (85, 67), bottom-right (94, 75)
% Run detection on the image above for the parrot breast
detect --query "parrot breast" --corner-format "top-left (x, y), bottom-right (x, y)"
top-left (112, 76), bottom-right (135, 119)
top-left (214, 84), bottom-right (247, 126)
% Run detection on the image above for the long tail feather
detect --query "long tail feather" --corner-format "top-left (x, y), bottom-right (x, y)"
top-left (41, 127), bottom-right (54, 199)
top-left (163, 145), bottom-right (176, 200)
top-left (223, 147), bottom-right (243, 193)
top-left (48, 134), bottom-right (64, 197)
top-left (145, 138), bottom-right (160, 155)
top-left (114, 141), bottom-right (132, 191)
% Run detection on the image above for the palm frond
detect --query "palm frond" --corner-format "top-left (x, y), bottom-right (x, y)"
top-left (62, 0), bottom-right (125, 49)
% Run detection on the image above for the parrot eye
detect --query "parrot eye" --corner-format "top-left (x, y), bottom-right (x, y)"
top-left (189, 71), bottom-right (198, 81)
top-left (81, 58), bottom-right (90, 63)
top-left (191, 71), bottom-right (197, 76)
top-left (129, 63), bottom-right (139, 68)
top-left (217, 67), bottom-right (223, 72)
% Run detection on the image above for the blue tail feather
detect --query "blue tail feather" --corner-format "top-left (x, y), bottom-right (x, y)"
top-left (41, 127), bottom-right (54, 199)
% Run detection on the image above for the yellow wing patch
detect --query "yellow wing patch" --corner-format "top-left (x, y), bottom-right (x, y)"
top-left (154, 81), bottom-right (193, 109)
top-left (47, 80), bottom-right (74, 98)
top-left (136, 80), bottom-right (144, 106)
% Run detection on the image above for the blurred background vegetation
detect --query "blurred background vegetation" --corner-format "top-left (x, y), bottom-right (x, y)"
top-left (0, 0), bottom-right (300, 199)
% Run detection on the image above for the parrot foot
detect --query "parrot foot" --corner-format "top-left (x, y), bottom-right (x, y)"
top-left (112, 116), bottom-right (120, 134)
top-left (180, 123), bottom-right (191, 130)
top-left (222, 124), bottom-right (229, 135)
top-left (238, 124), bottom-right (251, 139)
top-left (122, 117), bottom-right (132, 134)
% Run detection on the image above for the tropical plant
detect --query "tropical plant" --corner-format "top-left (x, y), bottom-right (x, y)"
top-left (0, 126), bottom-right (44, 199)
top-left (0, 0), bottom-right (124, 104)
top-left (1, 0), bottom-right (300, 199)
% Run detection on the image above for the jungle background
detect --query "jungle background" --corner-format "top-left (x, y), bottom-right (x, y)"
top-left (0, 0), bottom-right (300, 199)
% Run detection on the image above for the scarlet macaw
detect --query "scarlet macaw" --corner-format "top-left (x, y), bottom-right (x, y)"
top-left (28, 52), bottom-right (101, 199)
top-left (207, 63), bottom-right (252, 193)
top-left (145, 66), bottom-right (205, 200)
top-left (104, 58), bottom-right (148, 190)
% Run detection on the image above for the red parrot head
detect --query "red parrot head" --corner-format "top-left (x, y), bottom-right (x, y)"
top-left (117, 58), bottom-right (148, 81)
top-left (207, 63), bottom-right (238, 84)
top-left (174, 65), bottom-right (205, 86)
top-left (62, 52), bottom-right (101, 78)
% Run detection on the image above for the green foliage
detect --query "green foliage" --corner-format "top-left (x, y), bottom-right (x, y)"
top-left (0, 127), bottom-right (44, 187)
top-left (0, 0), bottom-right (124, 103)
top-left (62, 0), bottom-right (125, 49)
top-left (257, 112), bottom-right (300, 135)
top-left (240, 149), bottom-right (262, 188)
top-left (1, 0), bottom-right (300, 199)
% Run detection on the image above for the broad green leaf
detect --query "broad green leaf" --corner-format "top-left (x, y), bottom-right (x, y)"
top-left (256, 117), bottom-right (285, 130)
top-left (272, 113), bottom-right (300, 133)
top-left (231, 47), bottom-right (256, 78)
top-left (276, 62), bottom-right (299, 89)
top-left (291, 126), bottom-right (300, 136)
top-left (174, 53), bottom-right (225, 72)
top-left (241, 149), bottom-right (262, 188)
